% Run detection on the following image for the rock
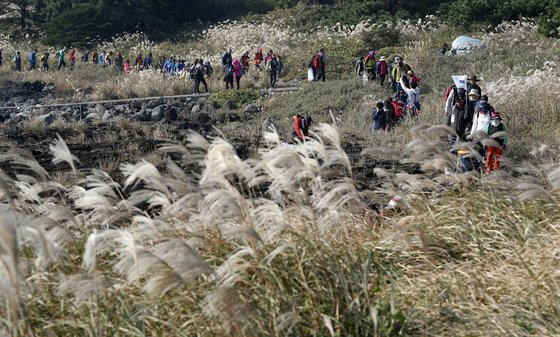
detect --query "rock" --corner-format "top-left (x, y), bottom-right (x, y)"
top-left (10, 112), bottom-right (30, 124)
top-left (151, 105), bottom-right (165, 121)
top-left (114, 105), bottom-right (127, 114)
top-left (95, 104), bottom-right (107, 115)
top-left (84, 112), bottom-right (100, 124)
top-left (223, 100), bottom-right (236, 110)
top-left (148, 98), bottom-right (164, 109)
top-left (261, 117), bottom-right (279, 134)
top-left (164, 107), bottom-right (177, 122)
top-left (37, 113), bottom-right (55, 125)
top-left (191, 104), bottom-right (201, 113)
top-left (102, 111), bottom-right (114, 122)
top-left (244, 103), bottom-right (261, 114)
top-left (195, 112), bottom-right (211, 124)
top-left (130, 100), bottom-right (143, 110)
top-left (214, 112), bottom-right (240, 123)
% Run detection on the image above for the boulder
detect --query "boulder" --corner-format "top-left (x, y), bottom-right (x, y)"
top-left (36, 113), bottom-right (55, 125)
top-left (130, 100), bottom-right (143, 110)
top-left (84, 112), bottom-right (100, 124)
top-left (191, 104), bottom-right (201, 113)
top-left (113, 104), bottom-right (127, 114)
top-left (244, 103), bottom-right (261, 114)
top-left (148, 98), bottom-right (164, 109)
top-left (95, 104), bottom-right (107, 115)
top-left (151, 105), bottom-right (165, 121)
top-left (164, 107), bottom-right (177, 122)
top-left (102, 111), bottom-right (114, 122)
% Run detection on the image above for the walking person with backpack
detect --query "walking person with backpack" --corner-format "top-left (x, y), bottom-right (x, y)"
top-left (364, 51), bottom-right (376, 80)
top-left (292, 115), bottom-right (312, 142)
top-left (69, 50), bottom-right (76, 67)
top-left (377, 56), bottom-right (389, 86)
top-left (447, 91), bottom-right (468, 143)
top-left (254, 48), bottom-right (263, 70)
top-left (267, 55), bottom-right (279, 88)
top-left (81, 50), bottom-right (89, 63)
top-left (194, 59), bottom-right (209, 94)
top-left (92, 50), bottom-right (98, 65)
top-left (115, 52), bottom-right (124, 71)
top-left (355, 56), bottom-right (365, 76)
top-left (233, 58), bottom-right (243, 90)
top-left (28, 49), bottom-right (37, 70)
top-left (241, 51), bottom-right (250, 73)
top-left (371, 102), bottom-right (387, 131)
top-left (56, 48), bottom-right (67, 70)
top-left (485, 112), bottom-right (507, 174)
top-left (41, 51), bottom-right (49, 70)
top-left (224, 60), bottom-right (235, 90)
top-left (315, 48), bottom-right (327, 82)
top-left (13, 51), bottom-right (22, 71)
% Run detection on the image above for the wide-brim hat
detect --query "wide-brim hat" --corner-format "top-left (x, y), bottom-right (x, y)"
top-left (380, 56), bottom-right (386, 61)
top-left (468, 75), bottom-right (480, 81)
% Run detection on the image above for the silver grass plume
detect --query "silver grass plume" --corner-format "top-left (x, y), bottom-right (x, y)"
top-left (49, 134), bottom-right (80, 174)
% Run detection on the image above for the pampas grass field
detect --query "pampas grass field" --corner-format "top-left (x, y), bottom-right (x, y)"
top-left (1, 14), bottom-right (560, 336)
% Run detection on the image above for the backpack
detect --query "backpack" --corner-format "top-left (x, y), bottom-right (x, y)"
top-left (225, 64), bottom-right (234, 77)
top-left (312, 54), bottom-right (320, 69)
top-left (444, 85), bottom-right (455, 103)
top-left (40, 54), bottom-right (46, 62)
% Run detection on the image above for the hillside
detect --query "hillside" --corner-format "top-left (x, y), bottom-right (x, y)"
top-left (0, 3), bottom-right (560, 336)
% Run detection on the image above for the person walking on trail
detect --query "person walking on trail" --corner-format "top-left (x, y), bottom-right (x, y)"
top-left (123, 59), bottom-right (131, 73)
top-left (143, 53), bottom-right (153, 69)
top-left (377, 56), bottom-right (388, 86)
top-left (390, 57), bottom-right (404, 92)
top-left (135, 53), bottom-right (143, 70)
top-left (292, 115), bottom-right (312, 142)
top-left (233, 58), bottom-right (242, 90)
top-left (465, 88), bottom-right (480, 133)
top-left (194, 59), bottom-right (209, 94)
top-left (98, 51), bottom-right (105, 66)
top-left (485, 112), bottom-right (507, 174)
top-left (315, 48), bottom-right (327, 82)
top-left (92, 50), bottom-right (98, 65)
top-left (447, 91), bottom-right (468, 143)
top-left (371, 101), bottom-right (386, 131)
top-left (115, 52), bottom-right (124, 71)
top-left (81, 50), bottom-right (89, 63)
top-left (276, 55), bottom-right (284, 78)
top-left (267, 55), bottom-right (279, 88)
top-left (41, 51), bottom-right (49, 70)
top-left (69, 50), bottom-right (76, 67)
top-left (400, 75), bottom-right (421, 117)
top-left (467, 75), bottom-right (482, 97)
top-left (56, 48), bottom-right (67, 70)
top-left (204, 61), bottom-right (214, 77)
top-left (13, 51), bottom-right (22, 71)
top-left (355, 56), bottom-right (365, 76)
top-left (28, 49), bottom-right (37, 70)
top-left (364, 51), bottom-right (376, 80)
top-left (469, 95), bottom-right (494, 139)
top-left (224, 60), bottom-right (235, 90)
top-left (0, 49), bottom-right (3, 68)
top-left (444, 84), bottom-right (467, 118)
top-left (222, 49), bottom-right (232, 70)
top-left (241, 51), bottom-right (250, 73)
top-left (254, 48), bottom-right (263, 70)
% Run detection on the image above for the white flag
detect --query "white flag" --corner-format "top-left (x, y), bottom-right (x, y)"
top-left (452, 75), bottom-right (468, 90)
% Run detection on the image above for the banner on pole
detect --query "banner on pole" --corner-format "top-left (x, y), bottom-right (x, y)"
top-left (452, 75), bottom-right (468, 90)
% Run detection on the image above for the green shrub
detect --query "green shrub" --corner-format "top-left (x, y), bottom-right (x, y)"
top-left (211, 88), bottom-right (262, 109)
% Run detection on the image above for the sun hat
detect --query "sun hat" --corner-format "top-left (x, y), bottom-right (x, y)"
top-left (468, 89), bottom-right (479, 97)
top-left (380, 56), bottom-right (386, 61)
top-left (468, 75), bottom-right (480, 81)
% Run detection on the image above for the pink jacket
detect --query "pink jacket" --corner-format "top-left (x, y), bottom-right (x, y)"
top-left (233, 59), bottom-right (242, 77)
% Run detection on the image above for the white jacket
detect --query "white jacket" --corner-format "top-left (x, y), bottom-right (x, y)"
top-left (400, 77), bottom-right (420, 105)
top-left (469, 110), bottom-right (491, 138)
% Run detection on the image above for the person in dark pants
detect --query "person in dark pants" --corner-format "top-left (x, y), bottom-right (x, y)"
top-left (28, 49), bottom-right (37, 70)
top-left (315, 48), bottom-right (327, 82)
top-left (14, 51), bottom-right (22, 71)
top-left (41, 51), bottom-right (50, 70)
top-left (224, 60), bottom-right (235, 90)
top-left (194, 60), bottom-right (209, 94)
top-left (267, 56), bottom-right (278, 88)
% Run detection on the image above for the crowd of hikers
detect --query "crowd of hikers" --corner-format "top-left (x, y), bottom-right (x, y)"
top-left (0, 47), bottom-right (335, 93)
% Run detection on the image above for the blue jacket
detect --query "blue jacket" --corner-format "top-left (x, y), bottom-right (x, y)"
top-left (371, 108), bottom-right (386, 130)
top-left (29, 51), bottom-right (36, 65)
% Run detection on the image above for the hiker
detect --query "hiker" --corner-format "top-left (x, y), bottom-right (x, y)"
top-left (292, 115), bottom-right (312, 142)
top-left (56, 48), bottom-right (66, 70)
top-left (276, 55), bottom-right (284, 78)
top-left (92, 50), bottom-right (98, 65)
top-left (390, 57), bottom-right (404, 92)
top-left (364, 51), bottom-right (376, 80)
top-left (143, 53), bottom-right (153, 69)
top-left (371, 102), bottom-right (386, 131)
top-left (315, 48), bottom-right (327, 82)
top-left (466, 89), bottom-right (480, 133)
top-left (391, 94), bottom-right (405, 121)
top-left (377, 56), bottom-right (388, 86)
top-left (222, 49), bottom-right (232, 69)
top-left (0, 49), bottom-right (3, 67)
top-left (469, 95), bottom-right (495, 138)
top-left (81, 50), bottom-right (89, 63)
top-left (13, 51), bottom-right (21, 71)
top-left (385, 98), bottom-right (399, 131)
top-left (105, 52), bottom-right (113, 66)
top-left (400, 75), bottom-right (420, 117)
top-left (467, 75), bottom-right (482, 97)
top-left (115, 52), bottom-right (123, 71)
top-left (135, 53), bottom-right (143, 70)
top-left (267, 55), bottom-right (278, 88)
top-left (355, 56), bottom-right (364, 76)
top-left (98, 51), bottom-right (105, 65)
top-left (456, 148), bottom-right (482, 173)
top-left (254, 48), bottom-right (263, 70)
top-left (41, 51), bottom-right (49, 70)
top-left (407, 70), bottom-right (421, 84)
top-left (485, 112), bottom-right (507, 174)
top-left (444, 84), bottom-right (467, 118)
top-left (204, 61), bottom-right (214, 77)
top-left (439, 43), bottom-right (449, 56)
top-left (194, 59), bottom-right (209, 94)
top-left (224, 60), bottom-right (235, 90)
top-left (265, 49), bottom-right (274, 65)
top-left (233, 58), bottom-right (242, 90)
top-left (241, 51), bottom-right (250, 73)
top-left (447, 91), bottom-right (468, 142)
top-left (69, 50), bottom-right (76, 67)
top-left (123, 59), bottom-right (131, 73)
top-left (28, 49), bottom-right (37, 70)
